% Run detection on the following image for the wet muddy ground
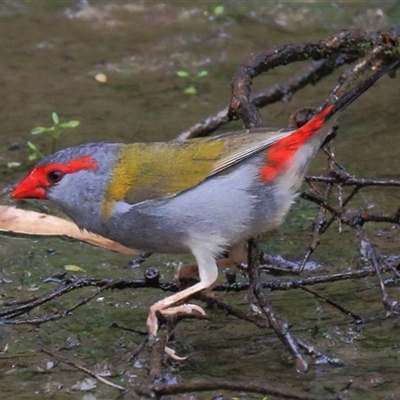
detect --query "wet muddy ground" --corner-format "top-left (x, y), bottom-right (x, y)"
top-left (1, 1), bottom-right (400, 399)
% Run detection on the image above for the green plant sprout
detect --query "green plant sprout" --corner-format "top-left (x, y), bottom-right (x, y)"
top-left (213, 5), bottom-right (225, 16)
top-left (176, 70), bottom-right (208, 95)
top-left (204, 5), bottom-right (225, 17)
top-left (27, 141), bottom-right (44, 161)
top-left (28, 112), bottom-right (80, 160)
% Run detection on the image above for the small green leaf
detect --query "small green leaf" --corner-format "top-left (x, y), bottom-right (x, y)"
top-left (52, 112), bottom-right (59, 125)
top-left (27, 141), bottom-right (44, 159)
top-left (64, 265), bottom-right (86, 272)
top-left (195, 70), bottom-right (208, 79)
top-left (177, 71), bottom-right (190, 78)
top-left (27, 141), bottom-right (38, 151)
top-left (214, 5), bottom-right (225, 15)
top-left (7, 162), bottom-right (21, 168)
top-left (184, 85), bottom-right (197, 95)
top-left (67, 120), bottom-right (80, 128)
top-left (32, 126), bottom-right (51, 134)
top-left (59, 120), bottom-right (80, 129)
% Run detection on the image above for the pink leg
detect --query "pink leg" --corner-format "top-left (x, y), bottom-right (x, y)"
top-left (177, 242), bottom-right (247, 280)
top-left (146, 250), bottom-right (219, 336)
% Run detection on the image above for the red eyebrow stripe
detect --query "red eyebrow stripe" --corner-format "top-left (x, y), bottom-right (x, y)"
top-left (12, 156), bottom-right (99, 200)
top-left (261, 105), bottom-right (333, 182)
top-left (36, 155), bottom-right (99, 176)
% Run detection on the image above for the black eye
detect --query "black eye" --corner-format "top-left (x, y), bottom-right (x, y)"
top-left (47, 170), bottom-right (64, 184)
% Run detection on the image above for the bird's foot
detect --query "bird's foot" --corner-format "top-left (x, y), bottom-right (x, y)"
top-left (147, 303), bottom-right (207, 336)
top-left (147, 303), bottom-right (207, 360)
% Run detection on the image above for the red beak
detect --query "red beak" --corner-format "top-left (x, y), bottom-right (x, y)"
top-left (12, 173), bottom-right (47, 199)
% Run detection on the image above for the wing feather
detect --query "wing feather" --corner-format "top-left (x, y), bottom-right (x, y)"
top-left (209, 128), bottom-right (294, 176)
top-left (102, 127), bottom-right (295, 216)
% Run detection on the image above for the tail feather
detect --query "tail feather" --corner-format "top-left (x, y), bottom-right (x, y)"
top-left (324, 58), bottom-right (400, 120)
top-left (261, 58), bottom-right (400, 183)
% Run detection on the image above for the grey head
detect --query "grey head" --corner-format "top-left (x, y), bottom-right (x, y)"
top-left (36, 142), bottom-right (121, 230)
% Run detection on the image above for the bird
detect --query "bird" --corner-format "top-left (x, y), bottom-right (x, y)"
top-left (12, 59), bottom-right (399, 348)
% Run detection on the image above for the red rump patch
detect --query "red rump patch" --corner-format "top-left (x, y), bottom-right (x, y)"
top-left (12, 156), bottom-right (98, 199)
top-left (261, 105), bottom-right (334, 182)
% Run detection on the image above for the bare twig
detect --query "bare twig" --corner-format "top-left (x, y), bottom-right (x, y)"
top-left (299, 285), bottom-right (365, 323)
top-left (146, 379), bottom-right (334, 399)
top-left (247, 240), bottom-right (308, 373)
top-left (1, 263), bottom-right (394, 325)
top-left (177, 28), bottom-right (400, 140)
top-left (41, 348), bottom-right (126, 392)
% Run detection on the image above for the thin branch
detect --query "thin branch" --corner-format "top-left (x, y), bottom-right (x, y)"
top-left (41, 349), bottom-right (126, 392)
top-left (147, 379), bottom-right (334, 400)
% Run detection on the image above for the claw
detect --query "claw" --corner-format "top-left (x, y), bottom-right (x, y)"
top-left (147, 303), bottom-right (207, 336)
top-left (160, 303), bottom-right (207, 317)
top-left (147, 304), bottom-right (207, 361)
top-left (164, 346), bottom-right (187, 361)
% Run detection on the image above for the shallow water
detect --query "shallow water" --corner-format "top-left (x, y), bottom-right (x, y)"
top-left (1, 1), bottom-right (400, 399)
